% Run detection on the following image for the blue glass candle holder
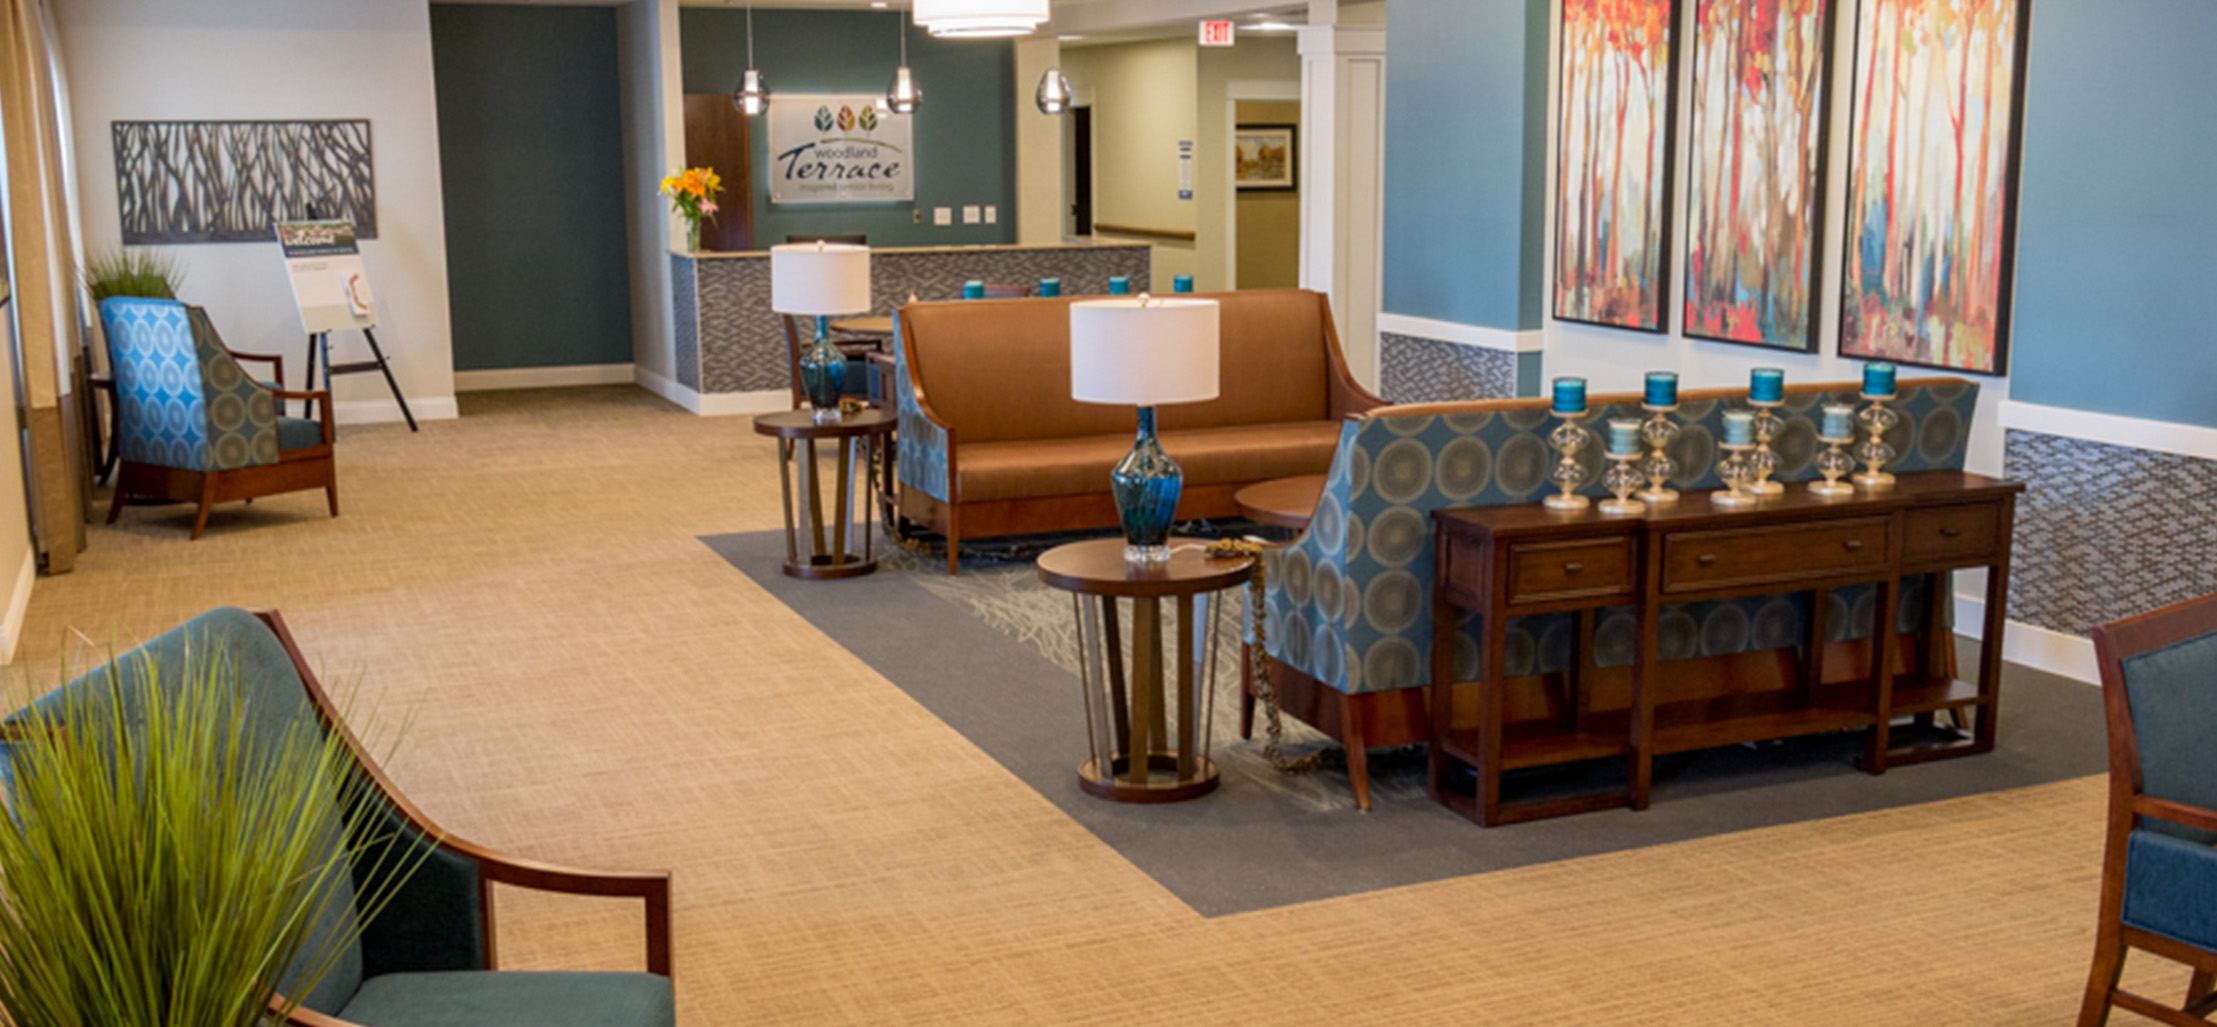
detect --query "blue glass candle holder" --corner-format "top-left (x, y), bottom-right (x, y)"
top-left (962, 280), bottom-right (985, 300)
top-left (798, 315), bottom-right (847, 424)
top-left (1112, 406), bottom-right (1181, 562)
top-left (1552, 376), bottom-right (1587, 415)
top-left (1040, 277), bottom-right (1062, 297)
top-left (1109, 276), bottom-right (1132, 296)
top-left (1750, 367), bottom-right (1785, 404)
top-left (1863, 361), bottom-right (1897, 398)
top-left (1172, 275), bottom-right (1194, 294)
top-left (1644, 371), bottom-right (1678, 408)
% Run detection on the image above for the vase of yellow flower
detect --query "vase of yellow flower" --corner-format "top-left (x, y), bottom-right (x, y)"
top-left (659, 166), bottom-right (723, 253)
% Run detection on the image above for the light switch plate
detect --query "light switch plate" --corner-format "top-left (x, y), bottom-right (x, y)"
top-left (984, 205), bottom-right (998, 224)
top-left (962, 205), bottom-right (981, 224)
top-left (933, 207), bottom-right (953, 226)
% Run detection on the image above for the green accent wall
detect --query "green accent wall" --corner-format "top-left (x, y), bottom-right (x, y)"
top-left (679, 8), bottom-right (1015, 248)
top-left (431, 5), bottom-right (632, 372)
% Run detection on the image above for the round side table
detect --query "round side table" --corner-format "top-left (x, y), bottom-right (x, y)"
top-left (1234, 474), bottom-right (1324, 532)
top-left (753, 408), bottom-right (897, 579)
top-left (1037, 538), bottom-right (1254, 803)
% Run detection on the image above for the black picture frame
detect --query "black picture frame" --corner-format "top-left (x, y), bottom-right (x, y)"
top-left (1233, 123), bottom-right (1297, 191)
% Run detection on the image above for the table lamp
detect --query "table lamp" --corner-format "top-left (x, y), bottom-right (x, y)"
top-left (771, 242), bottom-right (872, 423)
top-left (1071, 296), bottom-right (1220, 565)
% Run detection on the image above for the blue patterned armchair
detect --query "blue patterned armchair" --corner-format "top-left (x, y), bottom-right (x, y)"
top-left (1257, 377), bottom-right (1981, 808)
top-left (99, 298), bottom-right (338, 539)
top-left (8, 608), bottom-right (676, 1027)
top-left (2080, 592), bottom-right (2217, 1025)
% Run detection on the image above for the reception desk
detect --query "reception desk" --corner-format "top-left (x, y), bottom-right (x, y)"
top-left (667, 241), bottom-right (1151, 407)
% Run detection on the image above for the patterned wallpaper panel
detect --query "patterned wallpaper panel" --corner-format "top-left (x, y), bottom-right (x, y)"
top-left (676, 245), bottom-right (1151, 396)
top-left (2005, 429), bottom-right (2217, 635)
top-left (1379, 331), bottom-right (1518, 402)
top-left (671, 255), bottom-right (700, 391)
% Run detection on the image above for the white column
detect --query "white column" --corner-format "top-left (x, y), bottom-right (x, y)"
top-left (1014, 37), bottom-right (1065, 245)
top-left (1297, 24), bottom-right (1386, 391)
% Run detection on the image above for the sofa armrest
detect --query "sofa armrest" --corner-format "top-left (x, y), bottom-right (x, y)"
top-left (893, 309), bottom-right (957, 502)
top-left (1316, 293), bottom-right (1387, 419)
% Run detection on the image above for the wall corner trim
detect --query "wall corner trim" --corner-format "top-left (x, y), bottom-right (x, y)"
top-left (1376, 312), bottom-right (1544, 353)
top-left (1954, 592), bottom-right (2098, 685)
top-left (1999, 400), bottom-right (2217, 462)
top-left (1, 547), bottom-right (32, 665)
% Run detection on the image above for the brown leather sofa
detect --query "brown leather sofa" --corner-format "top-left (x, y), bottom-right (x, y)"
top-left (892, 288), bottom-right (1383, 573)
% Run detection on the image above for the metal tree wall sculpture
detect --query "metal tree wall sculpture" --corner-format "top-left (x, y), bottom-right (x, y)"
top-left (112, 120), bottom-right (376, 244)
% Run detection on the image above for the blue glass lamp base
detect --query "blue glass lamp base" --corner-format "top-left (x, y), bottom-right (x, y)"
top-left (1112, 406), bottom-right (1181, 564)
top-left (798, 315), bottom-right (846, 423)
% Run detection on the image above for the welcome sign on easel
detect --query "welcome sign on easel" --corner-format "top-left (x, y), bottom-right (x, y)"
top-left (275, 219), bottom-right (376, 334)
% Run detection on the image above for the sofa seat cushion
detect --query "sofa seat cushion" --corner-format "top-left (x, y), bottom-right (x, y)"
top-left (338, 971), bottom-right (675, 1027)
top-left (956, 420), bottom-right (1343, 503)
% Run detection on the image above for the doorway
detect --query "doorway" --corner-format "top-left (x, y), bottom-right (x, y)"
top-left (1232, 99), bottom-right (1301, 289)
top-left (1069, 106), bottom-right (1094, 236)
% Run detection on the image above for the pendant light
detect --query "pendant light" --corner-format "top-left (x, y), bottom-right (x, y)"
top-left (733, 3), bottom-right (769, 115)
top-left (1034, 67), bottom-right (1072, 114)
top-left (912, 0), bottom-right (1049, 38)
top-left (886, 6), bottom-right (921, 114)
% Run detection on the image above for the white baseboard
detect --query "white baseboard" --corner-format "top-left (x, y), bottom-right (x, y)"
top-left (633, 366), bottom-right (788, 417)
top-left (1, 547), bottom-right (32, 664)
top-left (331, 397), bottom-right (459, 427)
top-left (2000, 400), bottom-right (2217, 462)
top-left (1375, 312), bottom-right (1545, 353)
top-left (453, 364), bottom-right (636, 392)
top-left (1954, 592), bottom-right (2099, 685)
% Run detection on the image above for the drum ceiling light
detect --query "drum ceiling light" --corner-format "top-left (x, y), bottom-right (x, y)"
top-left (911, 0), bottom-right (1050, 38)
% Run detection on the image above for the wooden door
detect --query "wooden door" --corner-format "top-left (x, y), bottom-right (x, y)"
top-left (682, 93), bottom-right (755, 252)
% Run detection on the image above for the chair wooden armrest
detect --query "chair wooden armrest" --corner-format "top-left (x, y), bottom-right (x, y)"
top-left (228, 349), bottom-right (285, 379)
top-left (2136, 796), bottom-right (2217, 838)
top-left (278, 1001), bottom-right (363, 1027)
top-left (463, 845), bottom-right (674, 976)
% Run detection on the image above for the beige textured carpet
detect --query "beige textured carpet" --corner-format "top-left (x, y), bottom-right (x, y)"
top-left (11, 386), bottom-right (2188, 1024)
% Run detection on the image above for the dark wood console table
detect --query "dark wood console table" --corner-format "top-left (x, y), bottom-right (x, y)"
top-left (1428, 470), bottom-right (2023, 826)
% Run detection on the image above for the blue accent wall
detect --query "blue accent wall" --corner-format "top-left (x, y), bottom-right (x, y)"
top-left (432, 5), bottom-right (632, 371)
top-left (2009, 0), bottom-right (2217, 428)
top-left (680, 9), bottom-right (1015, 249)
top-left (1381, 0), bottom-right (1551, 332)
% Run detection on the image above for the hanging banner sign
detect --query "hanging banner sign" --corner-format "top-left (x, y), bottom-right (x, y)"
top-left (767, 95), bottom-right (915, 205)
top-left (275, 219), bottom-right (376, 334)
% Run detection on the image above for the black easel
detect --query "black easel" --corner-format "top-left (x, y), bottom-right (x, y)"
top-left (303, 328), bottom-right (416, 431)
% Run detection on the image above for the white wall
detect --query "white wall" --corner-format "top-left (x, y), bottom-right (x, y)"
top-left (1536, 0), bottom-right (2009, 479)
top-left (619, 0), bottom-right (682, 390)
top-left (1061, 37), bottom-right (1200, 284)
top-left (0, 308), bottom-right (37, 661)
top-left (1196, 34), bottom-right (1297, 292)
top-left (54, 0), bottom-right (456, 425)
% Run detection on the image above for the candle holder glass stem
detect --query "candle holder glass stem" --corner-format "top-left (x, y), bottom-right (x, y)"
top-left (1545, 413), bottom-right (1592, 511)
top-left (1749, 401), bottom-right (1785, 496)
top-left (1714, 443), bottom-right (1759, 509)
top-left (1852, 393), bottom-right (1898, 489)
top-left (1600, 454), bottom-right (1645, 516)
top-left (1810, 435), bottom-right (1856, 497)
top-left (1637, 403), bottom-right (1679, 504)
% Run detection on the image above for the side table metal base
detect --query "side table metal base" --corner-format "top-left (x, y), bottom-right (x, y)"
top-left (1079, 754), bottom-right (1220, 804)
top-left (783, 552), bottom-right (878, 580)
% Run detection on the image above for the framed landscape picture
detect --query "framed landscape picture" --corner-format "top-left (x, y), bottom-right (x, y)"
top-left (1554, 0), bottom-right (1681, 333)
top-left (1838, 0), bottom-right (2031, 375)
top-left (1683, 0), bottom-right (1836, 352)
top-left (1235, 124), bottom-right (1296, 190)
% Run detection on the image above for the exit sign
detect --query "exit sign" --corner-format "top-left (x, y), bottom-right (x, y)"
top-left (1199, 20), bottom-right (1235, 46)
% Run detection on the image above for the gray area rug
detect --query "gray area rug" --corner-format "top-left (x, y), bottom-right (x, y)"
top-left (702, 529), bottom-right (2107, 917)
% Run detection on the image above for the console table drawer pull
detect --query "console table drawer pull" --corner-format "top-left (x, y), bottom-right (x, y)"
top-left (1940, 526), bottom-right (1962, 538)
top-left (1843, 539), bottom-right (1864, 551)
top-left (1563, 562), bottom-right (1584, 574)
top-left (1696, 554), bottom-right (1717, 566)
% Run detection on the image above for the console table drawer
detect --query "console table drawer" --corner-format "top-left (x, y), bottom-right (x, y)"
top-left (1507, 538), bottom-right (1635, 604)
top-left (1661, 517), bottom-right (1891, 593)
top-left (1903, 502), bottom-right (2003, 565)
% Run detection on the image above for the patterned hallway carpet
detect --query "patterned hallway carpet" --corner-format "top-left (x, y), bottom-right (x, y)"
top-left (704, 529), bottom-right (2106, 917)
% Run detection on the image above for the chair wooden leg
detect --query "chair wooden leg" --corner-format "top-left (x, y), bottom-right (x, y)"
top-left (1342, 690), bottom-right (1372, 812)
top-left (2078, 932), bottom-right (2126, 1027)
top-left (2187, 970), bottom-right (2214, 1016)
top-left (945, 513), bottom-right (961, 576)
top-left (190, 480), bottom-right (216, 540)
top-left (106, 481), bottom-right (128, 525)
top-left (1239, 645), bottom-right (1256, 740)
top-left (325, 481), bottom-right (340, 517)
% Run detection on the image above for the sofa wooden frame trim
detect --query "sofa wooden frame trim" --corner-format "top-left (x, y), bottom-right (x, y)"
top-left (894, 289), bottom-right (1385, 574)
top-left (250, 610), bottom-right (673, 1027)
top-left (2081, 592), bottom-right (2217, 1027)
top-left (106, 387), bottom-right (340, 540)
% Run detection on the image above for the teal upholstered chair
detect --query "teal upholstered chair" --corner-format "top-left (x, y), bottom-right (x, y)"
top-left (10, 608), bottom-right (675, 1027)
top-left (99, 298), bottom-right (338, 539)
top-left (2081, 592), bottom-right (2217, 1026)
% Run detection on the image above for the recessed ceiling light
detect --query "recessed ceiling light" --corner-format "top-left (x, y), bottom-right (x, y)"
top-left (1058, 33), bottom-right (1082, 40)
top-left (871, 1), bottom-right (889, 6)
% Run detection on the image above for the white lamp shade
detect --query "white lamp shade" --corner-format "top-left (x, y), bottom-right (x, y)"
top-left (771, 243), bottom-right (872, 315)
top-left (1070, 298), bottom-right (1220, 406)
top-left (912, 0), bottom-right (1050, 37)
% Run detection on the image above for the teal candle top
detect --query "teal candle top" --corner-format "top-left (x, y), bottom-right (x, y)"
top-left (1552, 376), bottom-right (1587, 415)
top-left (1820, 402), bottom-right (1856, 439)
top-left (1172, 275), bottom-right (1194, 293)
top-left (1644, 371), bottom-right (1678, 407)
top-left (1039, 277), bottom-right (1061, 297)
top-left (1109, 276), bottom-right (1132, 295)
top-left (1750, 367), bottom-right (1785, 403)
top-left (962, 280), bottom-right (984, 300)
top-left (1863, 361), bottom-right (1897, 397)
top-left (1606, 418), bottom-right (1642, 457)
top-left (1722, 410), bottom-right (1755, 446)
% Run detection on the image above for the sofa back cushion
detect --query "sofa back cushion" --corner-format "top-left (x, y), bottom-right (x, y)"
top-left (901, 288), bottom-right (1335, 442)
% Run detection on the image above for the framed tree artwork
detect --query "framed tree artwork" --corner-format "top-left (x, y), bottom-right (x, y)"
top-left (1838, 0), bottom-right (2031, 375)
top-left (1554, 0), bottom-right (1682, 333)
top-left (1684, 0), bottom-right (1837, 351)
